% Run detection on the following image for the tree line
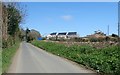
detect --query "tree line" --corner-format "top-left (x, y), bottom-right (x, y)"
top-left (2, 2), bottom-right (26, 48)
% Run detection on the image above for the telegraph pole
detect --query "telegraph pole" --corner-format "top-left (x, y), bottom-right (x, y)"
top-left (118, 22), bottom-right (120, 46)
top-left (107, 25), bottom-right (109, 36)
top-left (118, 1), bottom-right (120, 47)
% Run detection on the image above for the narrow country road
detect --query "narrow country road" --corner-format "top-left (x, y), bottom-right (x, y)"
top-left (8, 42), bottom-right (96, 73)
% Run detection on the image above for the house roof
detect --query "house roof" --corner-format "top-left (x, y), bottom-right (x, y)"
top-left (50, 32), bottom-right (57, 35)
top-left (58, 32), bottom-right (67, 35)
top-left (67, 32), bottom-right (77, 35)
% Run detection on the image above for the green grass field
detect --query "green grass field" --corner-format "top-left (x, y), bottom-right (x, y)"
top-left (31, 40), bottom-right (120, 74)
top-left (2, 41), bottom-right (20, 73)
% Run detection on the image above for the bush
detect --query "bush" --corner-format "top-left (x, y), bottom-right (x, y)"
top-left (2, 40), bottom-right (8, 48)
top-left (67, 37), bottom-right (89, 42)
top-left (89, 38), bottom-right (98, 42)
top-left (89, 37), bottom-right (105, 42)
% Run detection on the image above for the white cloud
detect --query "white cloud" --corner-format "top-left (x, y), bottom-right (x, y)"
top-left (61, 15), bottom-right (73, 21)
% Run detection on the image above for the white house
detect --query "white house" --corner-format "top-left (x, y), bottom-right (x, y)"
top-left (67, 32), bottom-right (78, 39)
top-left (57, 32), bottom-right (67, 39)
top-left (46, 32), bottom-right (57, 40)
top-left (47, 32), bottom-right (79, 40)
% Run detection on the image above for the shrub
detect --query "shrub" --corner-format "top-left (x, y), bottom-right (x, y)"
top-left (89, 38), bottom-right (98, 42)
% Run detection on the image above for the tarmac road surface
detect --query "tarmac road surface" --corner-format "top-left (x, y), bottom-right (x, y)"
top-left (7, 42), bottom-right (96, 73)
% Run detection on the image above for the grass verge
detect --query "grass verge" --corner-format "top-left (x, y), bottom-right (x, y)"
top-left (31, 40), bottom-right (120, 75)
top-left (0, 50), bottom-right (2, 74)
top-left (2, 41), bottom-right (20, 73)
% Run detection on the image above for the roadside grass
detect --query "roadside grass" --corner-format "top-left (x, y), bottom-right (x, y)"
top-left (0, 50), bottom-right (2, 74)
top-left (31, 40), bottom-right (120, 74)
top-left (2, 41), bottom-right (20, 73)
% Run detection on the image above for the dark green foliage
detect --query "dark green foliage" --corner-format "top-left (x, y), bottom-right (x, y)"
top-left (32, 40), bottom-right (120, 74)
top-left (2, 40), bottom-right (8, 48)
top-left (90, 38), bottom-right (99, 42)
top-left (7, 4), bottom-right (22, 36)
top-left (25, 28), bottom-right (31, 42)
top-left (112, 34), bottom-right (119, 37)
top-left (2, 3), bottom-right (24, 48)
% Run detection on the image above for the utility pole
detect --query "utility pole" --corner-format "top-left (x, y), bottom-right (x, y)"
top-left (118, 22), bottom-right (120, 45)
top-left (118, 23), bottom-right (120, 37)
top-left (118, 1), bottom-right (120, 47)
top-left (107, 25), bottom-right (109, 36)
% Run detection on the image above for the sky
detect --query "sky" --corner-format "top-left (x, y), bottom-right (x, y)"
top-left (20, 2), bottom-right (118, 37)
top-left (3, 0), bottom-right (120, 2)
